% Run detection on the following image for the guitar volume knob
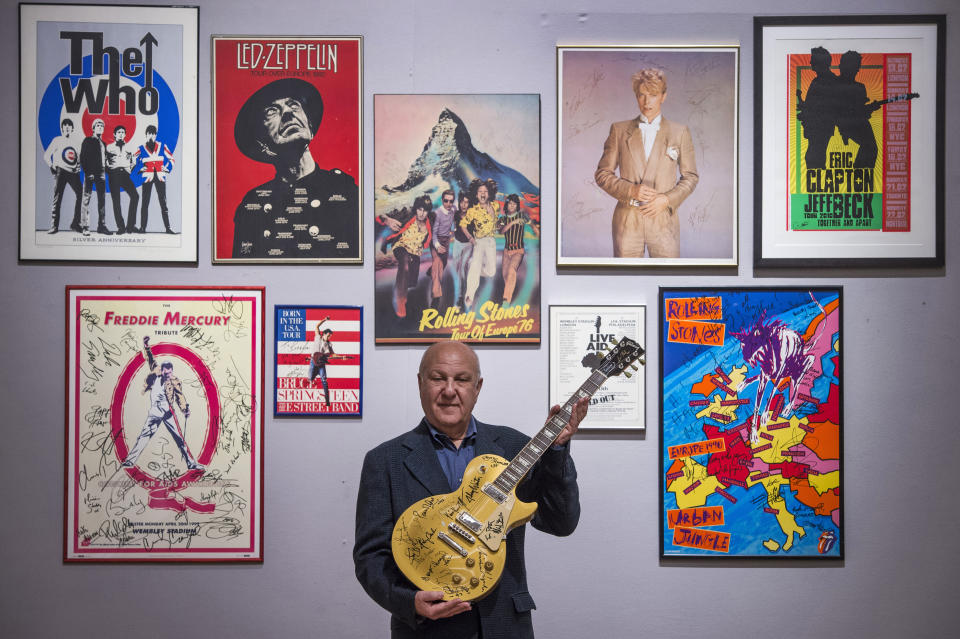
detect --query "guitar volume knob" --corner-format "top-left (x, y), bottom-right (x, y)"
top-left (484, 561), bottom-right (494, 571)
top-left (452, 574), bottom-right (462, 584)
top-left (470, 577), bottom-right (479, 587)
top-left (465, 557), bottom-right (475, 567)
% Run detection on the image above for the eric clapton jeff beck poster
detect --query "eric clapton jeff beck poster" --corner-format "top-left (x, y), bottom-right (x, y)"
top-left (65, 286), bottom-right (264, 562)
top-left (212, 36), bottom-right (362, 263)
top-left (19, 4), bottom-right (198, 262)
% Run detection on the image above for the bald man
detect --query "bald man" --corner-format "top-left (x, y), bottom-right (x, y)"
top-left (354, 342), bottom-right (588, 639)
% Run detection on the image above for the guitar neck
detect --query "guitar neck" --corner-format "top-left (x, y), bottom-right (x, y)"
top-left (491, 369), bottom-right (609, 494)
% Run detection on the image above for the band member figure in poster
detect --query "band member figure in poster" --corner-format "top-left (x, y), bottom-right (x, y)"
top-left (135, 125), bottom-right (176, 234)
top-left (497, 193), bottom-right (538, 306)
top-left (121, 337), bottom-right (204, 472)
top-left (796, 47), bottom-right (839, 170)
top-left (595, 68), bottom-right (699, 258)
top-left (231, 78), bottom-right (359, 259)
top-left (380, 195), bottom-right (434, 319)
top-left (836, 50), bottom-right (880, 169)
top-left (106, 125), bottom-right (139, 235)
top-left (43, 118), bottom-right (83, 234)
top-left (429, 189), bottom-right (457, 309)
top-left (79, 118), bottom-right (111, 236)
top-left (460, 179), bottom-right (500, 310)
top-left (308, 317), bottom-right (338, 408)
top-left (451, 191), bottom-right (473, 311)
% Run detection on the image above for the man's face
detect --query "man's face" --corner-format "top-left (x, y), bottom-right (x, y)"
top-left (459, 196), bottom-right (470, 212)
top-left (415, 205), bottom-right (429, 221)
top-left (93, 121), bottom-right (104, 136)
top-left (442, 194), bottom-right (455, 212)
top-left (477, 185), bottom-right (489, 204)
top-left (146, 131), bottom-right (156, 144)
top-left (161, 365), bottom-right (173, 381)
top-left (418, 343), bottom-right (482, 435)
top-left (260, 96), bottom-right (312, 149)
top-left (636, 87), bottom-right (666, 120)
top-left (61, 123), bottom-right (73, 136)
top-left (114, 128), bottom-right (126, 143)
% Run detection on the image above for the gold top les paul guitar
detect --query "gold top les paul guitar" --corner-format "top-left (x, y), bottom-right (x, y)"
top-left (391, 337), bottom-right (645, 601)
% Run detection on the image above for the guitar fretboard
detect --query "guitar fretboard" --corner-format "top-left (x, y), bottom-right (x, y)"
top-left (491, 369), bottom-right (608, 494)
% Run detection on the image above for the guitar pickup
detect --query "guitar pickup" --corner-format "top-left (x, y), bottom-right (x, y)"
top-left (482, 483), bottom-right (507, 504)
top-left (447, 522), bottom-right (476, 544)
top-left (437, 532), bottom-right (468, 557)
top-left (456, 511), bottom-right (483, 534)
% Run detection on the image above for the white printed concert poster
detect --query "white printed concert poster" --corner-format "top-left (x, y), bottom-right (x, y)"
top-left (549, 305), bottom-right (646, 430)
top-left (65, 286), bottom-right (264, 561)
top-left (20, 4), bottom-right (198, 262)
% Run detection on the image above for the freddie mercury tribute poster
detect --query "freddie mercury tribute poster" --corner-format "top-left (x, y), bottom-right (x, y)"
top-left (65, 286), bottom-right (264, 561)
top-left (212, 36), bottom-right (362, 263)
top-left (19, 4), bottom-right (198, 262)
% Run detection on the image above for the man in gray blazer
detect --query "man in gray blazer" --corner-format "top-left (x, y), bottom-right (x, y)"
top-left (595, 68), bottom-right (699, 258)
top-left (354, 342), bottom-right (588, 638)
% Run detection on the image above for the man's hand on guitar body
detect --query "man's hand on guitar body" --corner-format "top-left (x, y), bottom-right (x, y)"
top-left (414, 590), bottom-right (471, 620)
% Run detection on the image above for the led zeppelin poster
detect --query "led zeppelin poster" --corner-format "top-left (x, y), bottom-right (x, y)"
top-left (65, 286), bottom-right (264, 562)
top-left (274, 305), bottom-right (362, 417)
top-left (756, 16), bottom-right (944, 266)
top-left (212, 36), bottom-right (362, 264)
top-left (374, 94), bottom-right (540, 343)
top-left (19, 4), bottom-right (198, 262)
top-left (659, 287), bottom-right (842, 558)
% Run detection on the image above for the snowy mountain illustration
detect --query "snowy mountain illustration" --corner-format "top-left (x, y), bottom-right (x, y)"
top-left (377, 108), bottom-right (537, 212)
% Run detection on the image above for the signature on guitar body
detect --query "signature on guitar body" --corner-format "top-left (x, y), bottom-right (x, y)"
top-left (391, 337), bottom-right (644, 601)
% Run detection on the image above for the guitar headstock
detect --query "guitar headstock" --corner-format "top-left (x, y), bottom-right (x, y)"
top-left (594, 337), bottom-right (645, 379)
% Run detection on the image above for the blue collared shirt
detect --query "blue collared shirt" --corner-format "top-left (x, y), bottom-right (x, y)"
top-left (426, 417), bottom-right (477, 491)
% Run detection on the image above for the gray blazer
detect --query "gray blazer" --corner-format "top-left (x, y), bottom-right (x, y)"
top-left (354, 419), bottom-right (580, 639)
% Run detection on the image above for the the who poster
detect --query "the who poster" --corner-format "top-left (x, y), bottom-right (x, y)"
top-left (212, 36), bottom-right (362, 264)
top-left (19, 4), bottom-right (198, 262)
top-left (757, 17), bottom-right (944, 265)
top-left (65, 286), bottom-right (264, 562)
top-left (274, 305), bottom-right (362, 417)
top-left (659, 287), bottom-right (842, 558)
top-left (374, 94), bottom-right (540, 344)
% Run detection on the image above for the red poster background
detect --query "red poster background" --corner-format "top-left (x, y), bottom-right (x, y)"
top-left (212, 37), bottom-right (361, 260)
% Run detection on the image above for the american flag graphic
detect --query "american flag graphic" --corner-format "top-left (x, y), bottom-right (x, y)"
top-left (274, 305), bottom-right (362, 417)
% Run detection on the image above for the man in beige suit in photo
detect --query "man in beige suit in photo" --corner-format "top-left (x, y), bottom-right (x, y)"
top-left (595, 68), bottom-right (699, 258)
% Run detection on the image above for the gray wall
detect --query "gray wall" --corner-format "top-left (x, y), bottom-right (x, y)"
top-left (2, 1), bottom-right (957, 637)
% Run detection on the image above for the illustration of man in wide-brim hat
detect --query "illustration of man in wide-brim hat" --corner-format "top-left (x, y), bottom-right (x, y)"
top-left (231, 77), bottom-right (358, 260)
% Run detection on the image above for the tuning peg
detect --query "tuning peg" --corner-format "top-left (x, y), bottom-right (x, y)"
top-left (610, 338), bottom-right (619, 345)
top-left (638, 355), bottom-right (646, 366)
top-left (630, 364), bottom-right (639, 371)
top-left (623, 371), bottom-right (632, 378)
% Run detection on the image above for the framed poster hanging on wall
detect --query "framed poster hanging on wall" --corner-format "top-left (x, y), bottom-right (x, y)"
top-left (274, 305), bottom-right (362, 417)
top-left (549, 305), bottom-right (646, 430)
top-left (754, 15), bottom-right (945, 267)
top-left (557, 45), bottom-right (739, 267)
top-left (65, 286), bottom-right (264, 562)
top-left (659, 287), bottom-right (842, 558)
top-left (212, 35), bottom-right (362, 263)
top-left (19, 4), bottom-right (198, 262)
top-left (373, 94), bottom-right (541, 343)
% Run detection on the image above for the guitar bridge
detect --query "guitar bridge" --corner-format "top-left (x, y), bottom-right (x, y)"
top-left (482, 483), bottom-right (507, 504)
top-left (437, 531), bottom-right (468, 557)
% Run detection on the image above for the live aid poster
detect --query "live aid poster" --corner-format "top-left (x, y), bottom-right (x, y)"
top-left (65, 287), bottom-right (264, 561)
top-left (659, 288), bottom-right (842, 558)
top-left (19, 4), bottom-right (198, 262)
top-left (374, 94), bottom-right (540, 344)
top-left (274, 306), bottom-right (362, 417)
top-left (212, 36), bottom-right (362, 264)
top-left (759, 21), bottom-right (941, 262)
top-left (549, 306), bottom-right (645, 430)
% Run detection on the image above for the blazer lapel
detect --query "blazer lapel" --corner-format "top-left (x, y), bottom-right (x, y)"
top-left (402, 419), bottom-right (451, 495)
top-left (626, 117), bottom-right (647, 176)
top-left (473, 420), bottom-right (507, 458)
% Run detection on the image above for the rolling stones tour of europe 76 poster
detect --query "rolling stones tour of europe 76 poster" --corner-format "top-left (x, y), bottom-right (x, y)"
top-left (19, 4), bottom-right (198, 262)
top-left (65, 286), bottom-right (264, 561)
